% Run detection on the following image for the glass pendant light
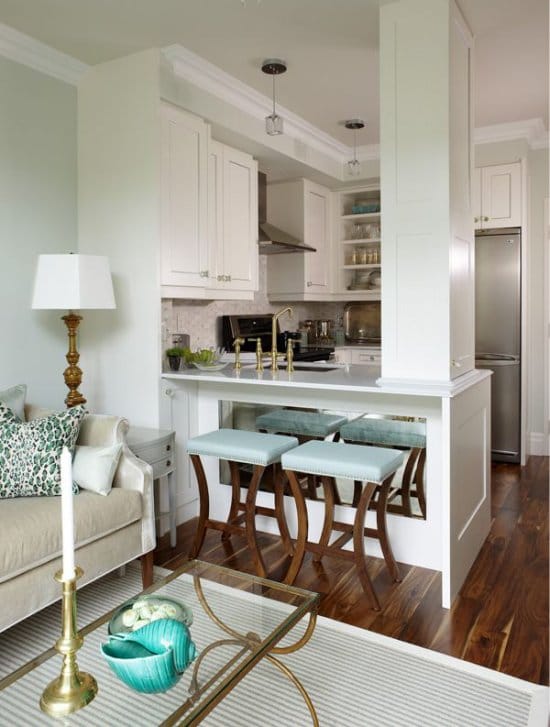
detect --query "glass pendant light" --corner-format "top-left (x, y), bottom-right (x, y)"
top-left (345, 119), bottom-right (365, 176)
top-left (262, 59), bottom-right (287, 136)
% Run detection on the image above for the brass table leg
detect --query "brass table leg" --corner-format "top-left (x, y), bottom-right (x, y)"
top-left (189, 574), bottom-right (319, 726)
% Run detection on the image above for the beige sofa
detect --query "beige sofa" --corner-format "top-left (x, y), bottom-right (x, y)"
top-left (0, 405), bottom-right (156, 633)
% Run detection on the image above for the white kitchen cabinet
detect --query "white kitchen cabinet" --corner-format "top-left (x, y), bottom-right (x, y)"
top-left (350, 349), bottom-right (381, 366)
top-left (473, 162), bottom-right (522, 229)
top-left (160, 105), bottom-right (258, 300)
top-left (266, 179), bottom-right (332, 301)
top-left (160, 103), bottom-right (209, 288)
top-left (333, 347), bottom-right (381, 366)
top-left (208, 141), bottom-right (258, 293)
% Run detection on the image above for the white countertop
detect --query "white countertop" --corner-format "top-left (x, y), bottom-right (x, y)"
top-left (162, 363), bottom-right (491, 398)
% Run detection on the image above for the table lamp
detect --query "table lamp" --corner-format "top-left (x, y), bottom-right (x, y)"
top-left (31, 254), bottom-right (116, 408)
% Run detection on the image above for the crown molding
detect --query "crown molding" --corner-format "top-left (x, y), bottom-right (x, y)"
top-left (474, 118), bottom-right (548, 150)
top-left (0, 22), bottom-right (88, 85)
top-left (162, 44), bottom-right (348, 163)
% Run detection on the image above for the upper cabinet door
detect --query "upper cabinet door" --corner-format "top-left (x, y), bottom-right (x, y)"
top-left (303, 181), bottom-right (330, 291)
top-left (474, 162), bottom-right (522, 229)
top-left (222, 146), bottom-right (258, 291)
top-left (160, 104), bottom-right (209, 287)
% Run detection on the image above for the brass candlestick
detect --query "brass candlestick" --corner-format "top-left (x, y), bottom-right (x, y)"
top-left (40, 567), bottom-right (98, 717)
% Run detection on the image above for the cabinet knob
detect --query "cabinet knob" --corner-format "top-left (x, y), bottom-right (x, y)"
top-left (225, 274), bottom-right (232, 282)
top-left (166, 444), bottom-right (171, 452)
top-left (306, 281), bottom-right (312, 287)
top-left (164, 388), bottom-right (174, 397)
top-left (474, 217), bottom-right (479, 223)
top-left (166, 460), bottom-right (171, 467)
top-left (483, 216), bottom-right (489, 222)
top-left (199, 270), bottom-right (209, 278)
top-left (451, 360), bottom-right (462, 368)
top-left (217, 274), bottom-right (223, 281)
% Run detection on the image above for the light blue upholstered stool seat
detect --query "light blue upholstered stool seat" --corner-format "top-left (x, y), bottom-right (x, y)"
top-left (256, 409), bottom-right (348, 500)
top-left (186, 429), bottom-right (305, 584)
top-left (340, 417), bottom-right (427, 518)
top-left (281, 440), bottom-right (405, 610)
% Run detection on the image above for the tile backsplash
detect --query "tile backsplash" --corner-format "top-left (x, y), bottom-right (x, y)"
top-left (162, 256), bottom-right (345, 355)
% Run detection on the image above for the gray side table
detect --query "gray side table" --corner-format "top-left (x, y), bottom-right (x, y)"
top-left (127, 426), bottom-right (177, 548)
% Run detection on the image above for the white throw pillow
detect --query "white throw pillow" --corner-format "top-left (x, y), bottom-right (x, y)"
top-left (0, 384), bottom-right (26, 421)
top-left (72, 443), bottom-right (123, 496)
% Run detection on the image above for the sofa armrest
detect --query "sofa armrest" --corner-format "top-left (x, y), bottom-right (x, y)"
top-left (113, 444), bottom-right (156, 554)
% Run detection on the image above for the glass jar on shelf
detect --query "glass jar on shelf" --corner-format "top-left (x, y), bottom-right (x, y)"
top-left (346, 248), bottom-right (358, 265)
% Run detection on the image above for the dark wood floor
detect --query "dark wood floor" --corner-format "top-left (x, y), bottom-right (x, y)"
top-left (155, 456), bottom-right (549, 686)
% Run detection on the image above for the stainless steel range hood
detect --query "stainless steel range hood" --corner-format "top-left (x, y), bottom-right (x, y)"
top-left (258, 172), bottom-right (316, 254)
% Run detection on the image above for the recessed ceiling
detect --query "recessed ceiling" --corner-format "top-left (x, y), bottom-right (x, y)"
top-left (0, 0), bottom-right (547, 145)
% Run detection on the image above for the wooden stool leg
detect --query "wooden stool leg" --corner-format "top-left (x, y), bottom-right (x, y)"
top-left (375, 474), bottom-right (401, 582)
top-left (352, 480), bottom-right (362, 507)
top-left (222, 460), bottom-right (242, 542)
top-left (313, 476), bottom-right (336, 563)
top-left (274, 469), bottom-right (293, 556)
top-left (283, 470), bottom-right (308, 585)
top-left (245, 465), bottom-right (268, 578)
top-left (189, 454), bottom-right (209, 559)
top-left (415, 448), bottom-right (427, 518)
top-left (353, 481), bottom-right (380, 610)
top-left (399, 447), bottom-right (417, 517)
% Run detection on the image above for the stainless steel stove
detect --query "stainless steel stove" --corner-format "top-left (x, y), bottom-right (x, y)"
top-left (221, 314), bottom-right (334, 361)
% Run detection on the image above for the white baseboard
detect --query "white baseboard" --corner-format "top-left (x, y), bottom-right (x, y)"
top-left (528, 432), bottom-right (549, 456)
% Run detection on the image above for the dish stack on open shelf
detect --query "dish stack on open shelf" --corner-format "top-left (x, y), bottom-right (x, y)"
top-left (336, 184), bottom-right (381, 298)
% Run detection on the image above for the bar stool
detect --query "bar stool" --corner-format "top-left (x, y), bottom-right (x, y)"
top-left (255, 409), bottom-right (348, 500)
top-left (340, 417), bottom-right (426, 517)
top-left (186, 428), bottom-right (305, 583)
top-left (281, 439), bottom-right (405, 610)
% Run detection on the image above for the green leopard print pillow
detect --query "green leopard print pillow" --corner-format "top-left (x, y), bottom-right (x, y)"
top-left (0, 403), bottom-right (86, 498)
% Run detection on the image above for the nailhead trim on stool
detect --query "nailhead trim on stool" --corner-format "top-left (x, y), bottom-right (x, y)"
top-left (281, 439), bottom-right (404, 610)
top-left (187, 428), bottom-right (298, 465)
top-left (340, 417), bottom-right (427, 518)
top-left (281, 440), bottom-right (404, 483)
top-left (256, 410), bottom-right (348, 439)
top-left (186, 428), bottom-right (304, 586)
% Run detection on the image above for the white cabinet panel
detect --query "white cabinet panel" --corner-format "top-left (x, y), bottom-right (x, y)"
top-left (474, 162), bottom-right (521, 229)
top-left (208, 141), bottom-right (258, 294)
top-left (222, 146), bottom-right (258, 291)
top-left (267, 178), bottom-right (332, 301)
top-left (160, 104), bottom-right (208, 287)
top-left (304, 182), bottom-right (330, 291)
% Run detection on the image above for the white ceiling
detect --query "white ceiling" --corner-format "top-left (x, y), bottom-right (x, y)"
top-left (0, 0), bottom-right (547, 146)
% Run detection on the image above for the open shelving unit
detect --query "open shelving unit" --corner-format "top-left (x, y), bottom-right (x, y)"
top-left (335, 184), bottom-right (381, 299)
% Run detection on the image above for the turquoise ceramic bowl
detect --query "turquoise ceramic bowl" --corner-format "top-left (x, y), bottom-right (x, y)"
top-left (101, 619), bottom-right (197, 693)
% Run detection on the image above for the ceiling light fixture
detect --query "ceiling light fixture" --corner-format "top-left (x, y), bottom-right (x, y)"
top-left (262, 58), bottom-right (286, 136)
top-left (345, 119), bottom-right (365, 176)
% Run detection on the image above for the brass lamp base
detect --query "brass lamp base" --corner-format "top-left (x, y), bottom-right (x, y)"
top-left (62, 312), bottom-right (86, 408)
top-left (40, 567), bottom-right (98, 717)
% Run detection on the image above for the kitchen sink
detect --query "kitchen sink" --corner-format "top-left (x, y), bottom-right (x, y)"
top-left (276, 364), bottom-right (339, 372)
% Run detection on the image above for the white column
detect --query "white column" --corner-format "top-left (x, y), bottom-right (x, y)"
top-left (379, 0), bottom-right (474, 384)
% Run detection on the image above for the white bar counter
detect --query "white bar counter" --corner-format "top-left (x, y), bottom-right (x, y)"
top-left (161, 364), bottom-right (492, 608)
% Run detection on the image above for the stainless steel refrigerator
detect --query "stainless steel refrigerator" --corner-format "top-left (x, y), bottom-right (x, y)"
top-left (475, 227), bottom-right (521, 463)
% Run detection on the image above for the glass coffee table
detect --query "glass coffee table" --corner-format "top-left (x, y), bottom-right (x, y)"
top-left (0, 560), bottom-right (320, 725)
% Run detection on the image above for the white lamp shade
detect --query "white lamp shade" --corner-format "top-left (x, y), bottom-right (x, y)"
top-left (32, 254), bottom-right (116, 310)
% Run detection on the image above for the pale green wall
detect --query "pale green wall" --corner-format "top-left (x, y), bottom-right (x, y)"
top-left (0, 57), bottom-right (77, 409)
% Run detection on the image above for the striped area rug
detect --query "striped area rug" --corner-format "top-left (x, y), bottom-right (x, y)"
top-left (0, 563), bottom-right (547, 726)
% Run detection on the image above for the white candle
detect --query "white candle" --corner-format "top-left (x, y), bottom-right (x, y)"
top-left (60, 446), bottom-right (75, 580)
